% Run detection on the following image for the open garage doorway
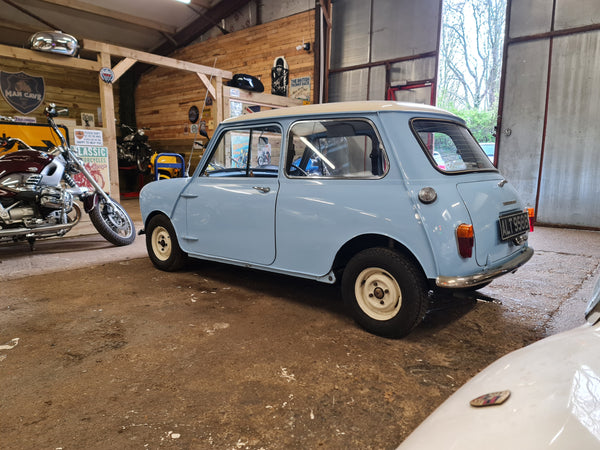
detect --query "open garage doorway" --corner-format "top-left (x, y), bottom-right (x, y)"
top-left (436, 0), bottom-right (507, 164)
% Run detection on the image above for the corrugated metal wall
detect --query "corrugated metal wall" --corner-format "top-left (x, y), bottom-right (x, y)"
top-left (499, 0), bottom-right (600, 228)
top-left (328, 0), bottom-right (442, 104)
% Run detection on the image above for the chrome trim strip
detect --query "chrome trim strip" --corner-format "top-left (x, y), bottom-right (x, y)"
top-left (436, 246), bottom-right (534, 289)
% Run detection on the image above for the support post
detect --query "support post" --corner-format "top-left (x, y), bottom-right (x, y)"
top-left (98, 51), bottom-right (120, 201)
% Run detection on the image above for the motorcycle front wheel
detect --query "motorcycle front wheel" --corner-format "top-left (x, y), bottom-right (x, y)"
top-left (89, 196), bottom-right (136, 246)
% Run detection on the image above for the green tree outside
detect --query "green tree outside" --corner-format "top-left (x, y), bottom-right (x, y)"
top-left (438, 0), bottom-right (506, 143)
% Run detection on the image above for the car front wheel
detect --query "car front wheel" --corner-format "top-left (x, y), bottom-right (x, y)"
top-left (146, 214), bottom-right (187, 271)
top-left (342, 248), bottom-right (428, 338)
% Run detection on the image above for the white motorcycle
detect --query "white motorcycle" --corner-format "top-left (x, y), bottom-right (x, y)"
top-left (0, 104), bottom-right (135, 248)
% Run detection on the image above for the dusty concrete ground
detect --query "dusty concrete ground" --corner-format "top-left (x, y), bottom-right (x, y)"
top-left (0, 216), bottom-right (599, 449)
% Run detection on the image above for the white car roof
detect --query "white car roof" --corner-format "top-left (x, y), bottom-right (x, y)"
top-left (224, 101), bottom-right (459, 123)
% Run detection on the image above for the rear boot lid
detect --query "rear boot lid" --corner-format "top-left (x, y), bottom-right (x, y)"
top-left (457, 177), bottom-right (530, 267)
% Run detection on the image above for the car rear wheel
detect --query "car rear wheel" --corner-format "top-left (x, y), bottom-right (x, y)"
top-left (342, 247), bottom-right (428, 338)
top-left (146, 214), bottom-right (187, 271)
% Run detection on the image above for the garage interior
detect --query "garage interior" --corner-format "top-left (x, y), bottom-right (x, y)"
top-left (1, 0), bottom-right (599, 448)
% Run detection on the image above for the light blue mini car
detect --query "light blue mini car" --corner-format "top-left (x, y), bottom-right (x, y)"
top-left (139, 101), bottom-right (533, 338)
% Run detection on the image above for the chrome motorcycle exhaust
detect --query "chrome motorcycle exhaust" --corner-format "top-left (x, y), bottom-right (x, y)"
top-left (0, 204), bottom-right (81, 240)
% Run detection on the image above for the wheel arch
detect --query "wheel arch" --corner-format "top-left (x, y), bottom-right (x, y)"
top-left (143, 210), bottom-right (178, 239)
top-left (144, 210), bottom-right (168, 229)
top-left (332, 234), bottom-right (431, 285)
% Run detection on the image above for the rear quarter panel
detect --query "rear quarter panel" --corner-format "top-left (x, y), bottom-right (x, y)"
top-left (377, 111), bottom-right (501, 279)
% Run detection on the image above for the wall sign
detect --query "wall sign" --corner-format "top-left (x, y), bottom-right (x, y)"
top-left (290, 76), bottom-right (311, 102)
top-left (0, 71), bottom-right (45, 114)
top-left (99, 67), bottom-right (115, 84)
top-left (271, 56), bottom-right (289, 97)
top-left (188, 105), bottom-right (199, 124)
top-left (74, 128), bottom-right (103, 146)
top-left (81, 113), bottom-right (95, 127)
top-left (73, 146), bottom-right (109, 193)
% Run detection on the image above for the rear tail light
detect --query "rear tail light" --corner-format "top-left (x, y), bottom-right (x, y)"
top-left (527, 207), bottom-right (535, 232)
top-left (456, 223), bottom-right (474, 258)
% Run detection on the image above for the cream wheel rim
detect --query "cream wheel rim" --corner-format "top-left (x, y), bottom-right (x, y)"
top-left (355, 267), bottom-right (402, 321)
top-left (151, 226), bottom-right (172, 261)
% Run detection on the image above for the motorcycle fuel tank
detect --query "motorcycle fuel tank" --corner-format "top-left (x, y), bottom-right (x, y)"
top-left (0, 150), bottom-right (53, 177)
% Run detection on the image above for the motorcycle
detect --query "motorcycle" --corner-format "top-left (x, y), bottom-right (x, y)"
top-left (117, 124), bottom-right (152, 173)
top-left (0, 104), bottom-right (135, 248)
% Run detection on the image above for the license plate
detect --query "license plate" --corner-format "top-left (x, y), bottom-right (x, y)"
top-left (499, 211), bottom-right (529, 241)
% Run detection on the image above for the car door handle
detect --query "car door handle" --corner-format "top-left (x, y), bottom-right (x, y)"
top-left (252, 186), bottom-right (270, 193)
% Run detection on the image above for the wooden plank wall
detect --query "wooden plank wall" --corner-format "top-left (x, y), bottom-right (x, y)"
top-left (0, 57), bottom-right (118, 127)
top-left (135, 10), bottom-right (315, 159)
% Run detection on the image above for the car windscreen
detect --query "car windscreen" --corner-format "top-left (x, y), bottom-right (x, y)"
top-left (411, 119), bottom-right (496, 173)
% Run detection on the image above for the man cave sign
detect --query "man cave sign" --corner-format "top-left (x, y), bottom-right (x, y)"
top-left (1, 71), bottom-right (45, 115)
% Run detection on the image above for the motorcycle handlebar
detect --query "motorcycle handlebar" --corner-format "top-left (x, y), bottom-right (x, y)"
top-left (45, 104), bottom-right (57, 118)
top-left (44, 103), bottom-right (68, 118)
top-left (44, 103), bottom-right (69, 149)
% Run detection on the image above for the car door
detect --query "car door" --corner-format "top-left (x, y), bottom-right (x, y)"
top-left (179, 124), bottom-right (282, 265)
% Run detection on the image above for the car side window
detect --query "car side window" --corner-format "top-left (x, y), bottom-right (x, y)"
top-left (285, 119), bottom-right (387, 178)
top-left (202, 125), bottom-right (282, 177)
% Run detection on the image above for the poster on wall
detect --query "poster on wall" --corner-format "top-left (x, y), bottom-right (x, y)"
top-left (73, 146), bottom-right (110, 193)
top-left (230, 134), bottom-right (249, 168)
top-left (290, 76), bottom-right (311, 102)
top-left (257, 137), bottom-right (271, 166)
top-left (230, 100), bottom-right (243, 118)
top-left (81, 113), bottom-right (95, 127)
top-left (271, 56), bottom-right (289, 96)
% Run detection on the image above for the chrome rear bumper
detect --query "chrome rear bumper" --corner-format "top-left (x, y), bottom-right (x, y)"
top-left (436, 246), bottom-right (534, 289)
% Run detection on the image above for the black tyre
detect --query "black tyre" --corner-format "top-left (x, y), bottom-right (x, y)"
top-left (136, 144), bottom-right (152, 174)
top-left (342, 247), bottom-right (428, 338)
top-left (145, 214), bottom-right (187, 271)
top-left (89, 197), bottom-right (135, 246)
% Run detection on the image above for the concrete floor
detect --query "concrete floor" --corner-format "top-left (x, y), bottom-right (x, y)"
top-left (1, 198), bottom-right (599, 336)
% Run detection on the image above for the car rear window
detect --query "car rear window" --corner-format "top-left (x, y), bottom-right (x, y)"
top-left (411, 119), bottom-right (496, 173)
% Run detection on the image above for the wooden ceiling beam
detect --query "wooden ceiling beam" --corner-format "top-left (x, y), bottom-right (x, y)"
top-left (0, 43), bottom-right (101, 71)
top-left (83, 39), bottom-right (232, 79)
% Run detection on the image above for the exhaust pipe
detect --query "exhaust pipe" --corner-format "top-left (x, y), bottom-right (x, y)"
top-left (0, 204), bottom-right (81, 240)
